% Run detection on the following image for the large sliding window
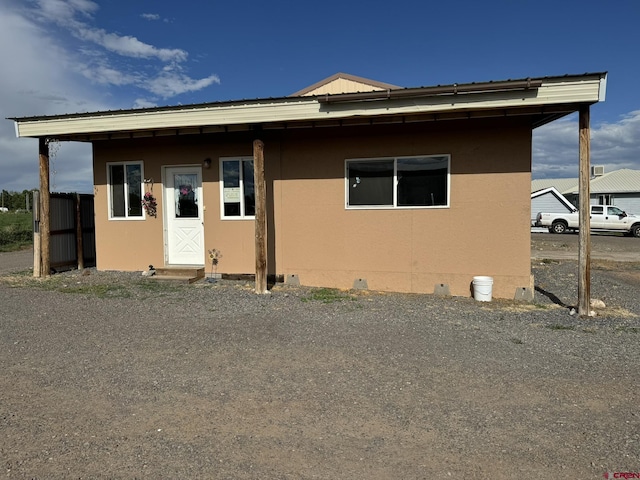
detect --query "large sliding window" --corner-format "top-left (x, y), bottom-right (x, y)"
top-left (346, 155), bottom-right (450, 208)
top-left (220, 157), bottom-right (255, 219)
top-left (107, 162), bottom-right (143, 219)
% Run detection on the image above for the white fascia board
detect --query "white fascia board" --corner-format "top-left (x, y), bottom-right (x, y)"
top-left (14, 76), bottom-right (606, 139)
top-left (598, 73), bottom-right (607, 102)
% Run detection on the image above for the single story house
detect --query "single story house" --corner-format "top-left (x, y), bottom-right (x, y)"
top-left (531, 177), bottom-right (579, 208)
top-left (566, 168), bottom-right (640, 214)
top-left (11, 72), bottom-right (607, 298)
top-left (530, 186), bottom-right (576, 225)
top-left (532, 168), bottom-right (640, 216)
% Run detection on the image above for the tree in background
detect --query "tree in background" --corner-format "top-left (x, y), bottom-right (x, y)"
top-left (0, 189), bottom-right (37, 212)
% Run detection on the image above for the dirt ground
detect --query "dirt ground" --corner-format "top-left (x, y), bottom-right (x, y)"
top-left (531, 231), bottom-right (640, 262)
top-left (1, 236), bottom-right (639, 479)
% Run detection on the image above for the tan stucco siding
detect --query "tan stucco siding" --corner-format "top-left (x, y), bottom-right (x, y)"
top-left (93, 137), bottom-right (259, 274)
top-left (274, 122), bottom-right (531, 297)
top-left (93, 144), bottom-right (165, 271)
top-left (91, 120), bottom-right (532, 298)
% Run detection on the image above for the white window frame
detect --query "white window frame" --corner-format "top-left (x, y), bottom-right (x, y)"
top-left (219, 157), bottom-right (255, 220)
top-left (345, 154), bottom-right (450, 209)
top-left (598, 194), bottom-right (614, 205)
top-left (106, 161), bottom-right (145, 220)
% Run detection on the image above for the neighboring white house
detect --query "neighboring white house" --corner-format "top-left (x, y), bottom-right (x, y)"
top-left (530, 186), bottom-right (576, 225)
top-left (531, 168), bottom-right (640, 218)
top-left (563, 169), bottom-right (640, 214)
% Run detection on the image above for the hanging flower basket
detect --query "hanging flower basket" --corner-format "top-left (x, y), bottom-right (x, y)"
top-left (142, 192), bottom-right (157, 217)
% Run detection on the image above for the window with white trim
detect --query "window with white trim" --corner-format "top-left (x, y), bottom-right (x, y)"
top-left (346, 155), bottom-right (450, 208)
top-left (107, 161), bottom-right (143, 219)
top-left (220, 157), bottom-right (255, 218)
top-left (598, 194), bottom-right (613, 205)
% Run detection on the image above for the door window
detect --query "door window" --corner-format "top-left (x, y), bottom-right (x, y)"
top-left (174, 173), bottom-right (198, 218)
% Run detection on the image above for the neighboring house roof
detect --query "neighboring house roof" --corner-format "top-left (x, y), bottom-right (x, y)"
top-left (10, 72), bottom-right (607, 142)
top-left (532, 169), bottom-right (640, 195)
top-left (531, 178), bottom-right (578, 194)
top-left (290, 72), bottom-right (401, 97)
top-left (577, 168), bottom-right (640, 194)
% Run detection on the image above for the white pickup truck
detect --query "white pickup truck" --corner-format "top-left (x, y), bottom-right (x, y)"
top-left (535, 205), bottom-right (640, 237)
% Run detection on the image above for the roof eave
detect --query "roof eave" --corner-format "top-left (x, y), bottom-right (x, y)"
top-left (11, 72), bottom-right (608, 140)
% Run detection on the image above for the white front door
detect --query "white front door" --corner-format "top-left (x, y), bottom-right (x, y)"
top-left (164, 166), bottom-right (204, 265)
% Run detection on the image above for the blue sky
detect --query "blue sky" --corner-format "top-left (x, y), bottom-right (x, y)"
top-left (1, 0), bottom-right (639, 193)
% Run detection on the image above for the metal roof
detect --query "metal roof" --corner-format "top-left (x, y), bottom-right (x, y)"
top-left (9, 72), bottom-right (608, 142)
top-left (532, 169), bottom-right (640, 195)
top-left (531, 178), bottom-right (578, 194)
top-left (582, 168), bottom-right (640, 194)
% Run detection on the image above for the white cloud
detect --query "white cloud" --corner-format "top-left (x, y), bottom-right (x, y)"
top-left (26, 0), bottom-right (218, 94)
top-left (32, 0), bottom-right (186, 62)
top-left (74, 27), bottom-right (188, 62)
top-left (0, 1), bottom-right (221, 194)
top-left (133, 98), bottom-right (159, 109)
top-left (33, 0), bottom-right (98, 21)
top-left (141, 13), bottom-right (160, 21)
top-left (78, 61), bottom-right (140, 87)
top-left (533, 111), bottom-right (640, 179)
top-left (146, 69), bottom-right (221, 98)
top-left (0, 4), bottom-right (104, 193)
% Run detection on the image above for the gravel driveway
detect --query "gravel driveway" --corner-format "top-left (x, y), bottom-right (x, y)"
top-left (0, 248), bottom-right (32, 275)
top-left (1, 237), bottom-right (639, 479)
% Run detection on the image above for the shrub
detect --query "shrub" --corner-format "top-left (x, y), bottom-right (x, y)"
top-left (0, 212), bottom-right (32, 251)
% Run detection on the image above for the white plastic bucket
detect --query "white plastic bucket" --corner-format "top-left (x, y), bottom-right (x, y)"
top-left (473, 276), bottom-right (493, 302)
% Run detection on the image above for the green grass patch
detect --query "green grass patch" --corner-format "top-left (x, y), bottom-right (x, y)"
top-left (58, 283), bottom-right (132, 298)
top-left (301, 287), bottom-right (353, 304)
top-left (53, 278), bottom-right (183, 298)
top-left (0, 212), bottom-right (32, 252)
top-left (546, 324), bottom-right (576, 331)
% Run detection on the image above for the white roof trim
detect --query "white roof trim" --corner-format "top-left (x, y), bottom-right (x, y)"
top-left (531, 186), bottom-right (577, 211)
top-left (12, 73), bottom-right (607, 139)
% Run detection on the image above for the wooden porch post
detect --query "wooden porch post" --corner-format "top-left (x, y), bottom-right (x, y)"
top-left (578, 105), bottom-right (591, 316)
top-left (253, 139), bottom-right (268, 294)
top-left (38, 138), bottom-right (51, 278)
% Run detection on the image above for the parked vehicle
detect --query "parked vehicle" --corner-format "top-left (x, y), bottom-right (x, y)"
top-left (535, 205), bottom-right (640, 237)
